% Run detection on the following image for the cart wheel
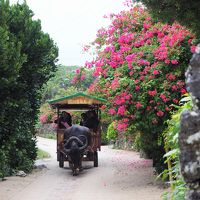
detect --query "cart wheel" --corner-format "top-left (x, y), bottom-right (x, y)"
top-left (69, 161), bottom-right (73, 169)
top-left (87, 152), bottom-right (93, 161)
top-left (59, 153), bottom-right (64, 168)
top-left (94, 151), bottom-right (98, 167)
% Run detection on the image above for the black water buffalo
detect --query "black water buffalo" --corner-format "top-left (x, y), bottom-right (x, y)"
top-left (63, 125), bottom-right (91, 175)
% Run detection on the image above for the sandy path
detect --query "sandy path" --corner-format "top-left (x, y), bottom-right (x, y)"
top-left (0, 137), bottom-right (165, 200)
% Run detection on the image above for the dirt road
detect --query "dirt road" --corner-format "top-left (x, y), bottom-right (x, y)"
top-left (0, 137), bottom-right (165, 200)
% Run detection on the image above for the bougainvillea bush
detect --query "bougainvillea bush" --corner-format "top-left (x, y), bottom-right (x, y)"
top-left (75, 4), bottom-right (196, 172)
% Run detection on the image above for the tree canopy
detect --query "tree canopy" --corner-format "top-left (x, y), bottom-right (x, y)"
top-left (133, 0), bottom-right (200, 36)
top-left (0, 0), bottom-right (58, 178)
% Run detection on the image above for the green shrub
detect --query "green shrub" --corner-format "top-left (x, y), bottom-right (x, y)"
top-left (85, 5), bottom-right (195, 173)
top-left (39, 133), bottom-right (56, 140)
top-left (106, 122), bottom-right (118, 141)
top-left (37, 149), bottom-right (50, 159)
top-left (0, 0), bottom-right (58, 178)
top-left (133, 132), bottom-right (141, 151)
top-left (101, 131), bottom-right (108, 145)
top-left (161, 94), bottom-right (192, 199)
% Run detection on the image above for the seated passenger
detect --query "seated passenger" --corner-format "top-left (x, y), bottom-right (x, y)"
top-left (80, 113), bottom-right (88, 126)
top-left (55, 111), bottom-right (72, 129)
top-left (84, 110), bottom-right (99, 132)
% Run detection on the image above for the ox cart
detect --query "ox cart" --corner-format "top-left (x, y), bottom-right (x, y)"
top-left (49, 92), bottom-right (106, 171)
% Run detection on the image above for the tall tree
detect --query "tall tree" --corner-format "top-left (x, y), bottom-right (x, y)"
top-left (0, 0), bottom-right (58, 177)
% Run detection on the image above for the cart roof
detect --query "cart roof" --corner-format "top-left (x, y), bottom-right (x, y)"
top-left (48, 92), bottom-right (106, 110)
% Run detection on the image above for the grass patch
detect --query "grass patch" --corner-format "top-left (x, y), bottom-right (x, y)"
top-left (37, 148), bottom-right (50, 159)
top-left (38, 133), bottom-right (56, 140)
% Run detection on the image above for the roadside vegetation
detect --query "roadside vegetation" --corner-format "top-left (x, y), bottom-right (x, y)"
top-left (0, 0), bottom-right (58, 178)
top-left (38, 133), bottom-right (56, 140)
top-left (37, 149), bottom-right (51, 160)
top-left (78, 4), bottom-right (195, 174)
top-left (1, 0), bottom-right (199, 199)
top-left (70, 2), bottom-right (197, 199)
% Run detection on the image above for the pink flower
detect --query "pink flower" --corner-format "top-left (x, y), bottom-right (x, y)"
top-left (153, 70), bottom-right (159, 75)
top-left (137, 59), bottom-right (150, 66)
top-left (109, 108), bottom-right (116, 115)
top-left (166, 73), bottom-right (176, 80)
top-left (76, 68), bottom-right (81, 74)
top-left (181, 88), bottom-right (187, 95)
top-left (117, 105), bottom-right (126, 116)
top-left (153, 46), bottom-right (168, 60)
top-left (156, 111), bottom-right (164, 117)
top-left (135, 85), bottom-right (140, 91)
top-left (160, 93), bottom-right (168, 102)
top-left (125, 53), bottom-right (137, 62)
top-left (85, 61), bottom-right (93, 68)
top-left (93, 66), bottom-right (103, 77)
top-left (191, 45), bottom-right (196, 53)
top-left (117, 122), bottom-right (128, 132)
top-left (101, 105), bottom-right (107, 110)
top-left (71, 76), bottom-right (78, 84)
top-left (171, 60), bottom-right (179, 65)
top-left (80, 75), bottom-right (85, 81)
top-left (40, 114), bottom-right (48, 124)
top-left (165, 59), bottom-right (170, 64)
top-left (111, 78), bottom-right (119, 90)
top-left (109, 61), bottom-right (118, 69)
top-left (123, 118), bottom-right (129, 123)
top-left (171, 85), bottom-right (178, 91)
top-left (165, 107), bottom-right (171, 112)
top-left (125, 94), bottom-right (131, 100)
top-left (136, 102), bottom-right (142, 108)
top-left (177, 81), bottom-right (185, 88)
top-left (140, 76), bottom-right (144, 80)
top-left (143, 22), bottom-right (151, 29)
top-left (146, 106), bottom-right (151, 111)
top-left (173, 98), bottom-right (179, 104)
top-left (118, 33), bottom-right (133, 44)
top-left (148, 90), bottom-right (157, 96)
top-left (149, 100), bottom-right (154, 104)
top-left (188, 39), bottom-right (192, 44)
top-left (50, 123), bottom-right (57, 129)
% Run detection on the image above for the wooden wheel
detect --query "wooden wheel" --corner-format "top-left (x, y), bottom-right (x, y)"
top-left (59, 152), bottom-right (64, 168)
top-left (94, 151), bottom-right (98, 167)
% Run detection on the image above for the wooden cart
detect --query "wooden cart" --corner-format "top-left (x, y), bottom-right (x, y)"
top-left (49, 92), bottom-right (106, 168)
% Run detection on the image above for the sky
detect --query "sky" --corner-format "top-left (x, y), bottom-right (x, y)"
top-left (10, 0), bottom-right (127, 66)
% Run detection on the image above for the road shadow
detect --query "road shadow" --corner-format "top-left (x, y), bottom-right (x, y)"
top-left (62, 161), bottom-right (95, 177)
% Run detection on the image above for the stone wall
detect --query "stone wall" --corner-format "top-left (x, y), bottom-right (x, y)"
top-left (36, 124), bottom-right (56, 135)
top-left (179, 44), bottom-right (200, 199)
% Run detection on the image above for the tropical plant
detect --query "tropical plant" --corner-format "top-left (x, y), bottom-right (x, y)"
top-left (162, 94), bottom-right (192, 199)
top-left (82, 4), bottom-right (196, 172)
top-left (41, 65), bottom-right (95, 103)
top-left (107, 122), bottom-right (118, 141)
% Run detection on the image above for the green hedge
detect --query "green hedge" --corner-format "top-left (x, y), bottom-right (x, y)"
top-left (0, 0), bottom-right (58, 178)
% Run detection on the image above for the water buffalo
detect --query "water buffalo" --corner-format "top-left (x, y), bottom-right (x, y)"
top-left (63, 125), bottom-right (91, 175)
